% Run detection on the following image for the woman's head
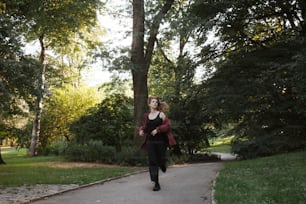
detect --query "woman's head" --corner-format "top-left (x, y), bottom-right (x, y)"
top-left (148, 96), bottom-right (169, 112)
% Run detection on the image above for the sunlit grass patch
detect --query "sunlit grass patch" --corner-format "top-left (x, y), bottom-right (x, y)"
top-left (203, 136), bottom-right (234, 153)
top-left (205, 144), bottom-right (231, 153)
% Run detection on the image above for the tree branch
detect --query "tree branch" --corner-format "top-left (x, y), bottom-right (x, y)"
top-left (144, 0), bottom-right (175, 68)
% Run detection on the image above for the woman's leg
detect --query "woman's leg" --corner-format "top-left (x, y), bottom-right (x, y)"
top-left (147, 141), bottom-right (159, 183)
top-left (156, 142), bottom-right (167, 172)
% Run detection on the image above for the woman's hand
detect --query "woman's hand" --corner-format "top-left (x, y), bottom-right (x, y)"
top-left (151, 129), bottom-right (158, 136)
top-left (139, 129), bottom-right (144, 136)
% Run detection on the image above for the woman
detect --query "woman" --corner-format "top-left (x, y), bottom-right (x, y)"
top-left (139, 96), bottom-right (171, 191)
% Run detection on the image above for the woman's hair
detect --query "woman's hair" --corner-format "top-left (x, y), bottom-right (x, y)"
top-left (148, 96), bottom-right (169, 112)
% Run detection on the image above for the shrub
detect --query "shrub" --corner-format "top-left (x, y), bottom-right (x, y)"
top-left (69, 94), bottom-right (134, 151)
top-left (47, 140), bottom-right (68, 155)
top-left (231, 135), bottom-right (304, 159)
top-left (115, 146), bottom-right (147, 166)
top-left (64, 141), bottom-right (116, 163)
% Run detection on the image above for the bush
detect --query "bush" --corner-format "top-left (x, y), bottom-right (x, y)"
top-left (69, 94), bottom-right (134, 150)
top-left (64, 141), bottom-right (116, 163)
top-left (231, 135), bottom-right (304, 159)
top-left (47, 140), bottom-right (68, 156)
top-left (187, 152), bottom-right (221, 163)
top-left (64, 141), bottom-right (147, 165)
top-left (115, 146), bottom-right (147, 166)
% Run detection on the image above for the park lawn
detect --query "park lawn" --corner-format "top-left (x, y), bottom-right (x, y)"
top-left (205, 144), bottom-right (231, 153)
top-left (0, 148), bottom-right (144, 187)
top-left (204, 136), bottom-right (233, 153)
top-left (214, 150), bottom-right (306, 204)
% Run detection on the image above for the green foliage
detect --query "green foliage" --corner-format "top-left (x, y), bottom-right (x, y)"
top-left (112, 145), bottom-right (147, 166)
top-left (148, 5), bottom-right (211, 154)
top-left (1, 0), bottom-right (105, 156)
top-left (69, 93), bottom-right (134, 151)
top-left (64, 141), bottom-right (147, 166)
top-left (40, 140), bottom-right (68, 156)
top-left (39, 84), bottom-right (100, 152)
top-left (188, 0), bottom-right (306, 158)
top-left (214, 150), bottom-right (306, 204)
top-left (169, 86), bottom-right (211, 154)
top-left (0, 3), bottom-right (25, 57)
top-left (17, 0), bottom-right (103, 44)
top-left (206, 39), bottom-right (306, 158)
top-left (64, 141), bottom-right (116, 164)
top-left (0, 57), bottom-right (40, 114)
top-left (0, 56), bottom-right (41, 149)
top-left (193, 0), bottom-right (306, 61)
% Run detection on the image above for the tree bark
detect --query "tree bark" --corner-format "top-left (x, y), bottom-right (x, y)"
top-left (299, 0), bottom-right (306, 36)
top-left (0, 146), bottom-right (5, 165)
top-left (29, 35), bottom-right (46, 156)
top-left (131, 0), bottom-right (146, 142)
top-left (131, 0), bottom-right (175, 142)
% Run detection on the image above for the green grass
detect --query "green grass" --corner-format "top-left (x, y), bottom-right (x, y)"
top-left (203, 136), bottom-right (233, 153)
top-left (205, 144), bottom-right (231, 153)
top-left (0, 148), bottom-right (144, 187)
top-left (214, 150), bottom-right (306, 204)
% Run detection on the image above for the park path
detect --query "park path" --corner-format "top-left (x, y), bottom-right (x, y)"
top-left (31, 153), bottom-right (235, 204)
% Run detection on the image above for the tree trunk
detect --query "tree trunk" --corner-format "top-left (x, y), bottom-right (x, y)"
top-left (0, 146), bottom-right (5, 165)
top-left (29, 35), bottom-right (46, 156)
top-left (131, 0), bottom-right (175, 142)
top-left (299, 0), bottom-right (306, 36)
top-left (131, 0), bottom-right (146, 141)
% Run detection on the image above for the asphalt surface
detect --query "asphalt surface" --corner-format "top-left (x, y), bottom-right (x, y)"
top-left (32, 153), bottom-right (235, 204)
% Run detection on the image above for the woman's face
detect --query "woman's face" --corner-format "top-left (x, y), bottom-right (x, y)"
top-left (149, 98), bottom-right (159, 109)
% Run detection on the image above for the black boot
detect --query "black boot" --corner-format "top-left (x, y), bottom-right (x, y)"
top-left (153, 182), bottom-right (160, 191)
top-left (160, 164), bottom-right (167, 173)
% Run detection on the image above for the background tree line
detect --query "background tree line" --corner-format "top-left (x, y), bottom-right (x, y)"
top-left (0, 0), bottom-right (305, 164)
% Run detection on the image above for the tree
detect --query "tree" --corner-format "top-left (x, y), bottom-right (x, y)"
top-left (193, 0), bottom-right (306, 57)
top-left (0, 148), bottom-right (5, 164)
top-left (13, 0), bottom-right (103, 156)
top-left (131, 0), bottom-right (175, 140)
top-left (51, 25), bottom-right (105, 86)
top-left (146, 1), bottom-right (213, 153)
top-left (1, 2), bottom-right (42, 162)
top-left (205, 40), bottom-right (306, 158)
top-left (192, 0), bottom-right (306, 158)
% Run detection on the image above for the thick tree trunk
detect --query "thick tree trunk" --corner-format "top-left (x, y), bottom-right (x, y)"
top-left (29, 35), bottom-right (46, 156)
top-left (131, 0), bottom-right (147, 142)
top-left (131, 0), bottom-right (175, 142)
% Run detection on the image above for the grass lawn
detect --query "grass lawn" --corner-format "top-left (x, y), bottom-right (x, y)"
top-left (214, 150), bottom-right (306, 204)
top-left (205, 144), bottom-right (231, 153)
top-left (0, 148), bottom-right (144, 187)
top-left (204, 136), bottom-right (233, 153)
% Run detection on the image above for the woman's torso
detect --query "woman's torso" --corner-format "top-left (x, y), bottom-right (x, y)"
top-left (145, 112), bottom-right (166, 142)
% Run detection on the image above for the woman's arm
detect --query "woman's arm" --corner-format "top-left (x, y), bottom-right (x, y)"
top-left (139, 113), bottom-right (148, 136)
top-left (156, 116), bottom-right (171, 133)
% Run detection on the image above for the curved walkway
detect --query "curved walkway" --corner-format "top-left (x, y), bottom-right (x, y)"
top-left (31, 153), bottom-right (236, 204)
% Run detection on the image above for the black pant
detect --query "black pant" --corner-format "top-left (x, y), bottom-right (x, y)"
top-left (146, 141), bottom-right (167, 183)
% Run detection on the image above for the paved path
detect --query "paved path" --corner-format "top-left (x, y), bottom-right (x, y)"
top-left (32, 162), bottom-right (224, 204)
